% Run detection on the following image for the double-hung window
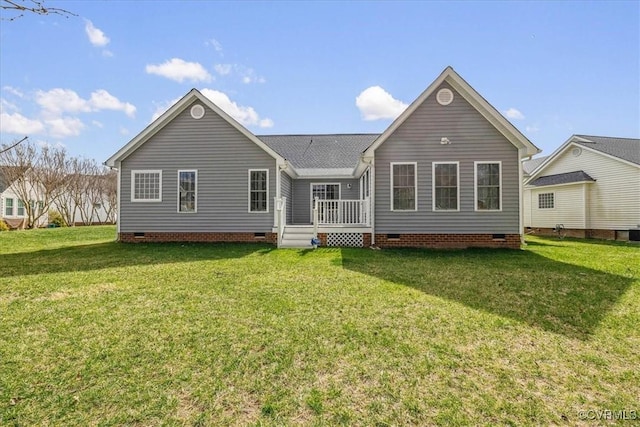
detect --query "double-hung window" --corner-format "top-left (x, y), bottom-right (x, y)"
top-left (17, 200), bottom-right (25, 216)
top-left (4, 198), bottom-right (13, 216)
top-left (538, 193), bottom-right (554, 209)
top-left (391, 162), bottom-right (417, 211)
top-left (433, 162), bottom-right (459, 211)
top-left (475, 161), bottom-right (501, 211)
top-left (178, 170), bottom-right (197, 213)
top-left (249, 169), bottom-right (268, 212)
top-left (131, 170), bottom-right (162, 202)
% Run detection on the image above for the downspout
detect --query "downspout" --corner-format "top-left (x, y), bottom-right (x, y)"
top-left (518, 149), bottom-right (525, 246)
top-left (116, 162), bottom-right (121, 237)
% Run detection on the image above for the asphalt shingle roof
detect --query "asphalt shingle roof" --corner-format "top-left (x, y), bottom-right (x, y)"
top-left (522, 156), bottom-right (549, 175)
top-left (574, 135), bottom-right (640, 165)
top-left (529, 170), bottom-right (595, 187)
top-left (257, 134), bottom-right (380, 170)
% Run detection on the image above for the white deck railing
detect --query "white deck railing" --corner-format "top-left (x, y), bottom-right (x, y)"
top-left (315, 198), bottom-right (370, 226)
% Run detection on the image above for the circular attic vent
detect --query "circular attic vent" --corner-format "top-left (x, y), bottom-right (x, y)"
top-left (190, 104), bottom-right (205, 119)
top-left (572, 147), bottom-right (582, 157)
top-left (436, 88), bottom-right (454, 106)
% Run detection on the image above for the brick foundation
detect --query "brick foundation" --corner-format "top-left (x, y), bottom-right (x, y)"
top-left (374, 233), bottom-right (521, 249)
top-left (118, 232), bottom-right (276, 244)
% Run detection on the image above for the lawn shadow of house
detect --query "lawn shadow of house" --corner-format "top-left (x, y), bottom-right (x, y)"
top-left (339, 247), bottom-right (634, 340)
top-left (0, 242), bottom-right (275, 279)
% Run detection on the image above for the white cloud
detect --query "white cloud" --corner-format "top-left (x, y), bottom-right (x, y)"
top-left (239, 67), bottom-right (265, 84)
top-left (1, 97), bottom-right (19, 113)
top-left (46, 117), bottom-right (85, 138)
top-left (214, 64), bottom-right (232, 75)
top-left (150, 98), bottom-right (180, 122)
top-left (525, 125), bottom-right (540, 132)
top-left (36, 88), bottom-right (91, 116)
top-left (201, 89), bottom-right (273, 128)
top-left (206, 38), bottom-right (223, 52)
top-left (84, 20), bottom-right (110, 47)
top-left (145, 58), bottom-right (213, 83)
top-left (35, 88), bottom-right (135, 117)
top-left (119, 127), bottom-right (130, 135)
top-left (259, 118), bottom-right (274, 128)
top-left (2, 86), bottom-right (24, 98)
top-left (36, 140), bottom-right (66, 149)
top-left (91, 120), bottom-right (104, 128)
top-left (213, 64), bottom-right (265, 84)
top-left (90, 89), bottom-right (136, 117)
top-left (355, 86), bottom-right (408, 121)
top-left (0, 111), bottom-right (45, 135)
top-left (102, 50), bottom-right (114, 58)
top-left (503, 108), bottom-right (525, 120)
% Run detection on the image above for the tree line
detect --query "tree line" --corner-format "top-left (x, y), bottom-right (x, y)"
top-left (0, 140), bottom-right (116, 228)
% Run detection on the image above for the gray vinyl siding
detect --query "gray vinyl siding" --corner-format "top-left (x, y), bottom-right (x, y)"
top-left (120, 101), bottom-right (276, 232)
top-left (291, 178), bottom-right (359, 224)
top-left (281, 172), bottom-right (293, 224)
top-left (375, 82), bottom-right (520, 234)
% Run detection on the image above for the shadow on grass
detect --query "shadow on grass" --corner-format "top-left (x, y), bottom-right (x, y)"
top-left (340, 247), bottom-right (634, 340)
top-left (0, 241), bottom-right (275, 278)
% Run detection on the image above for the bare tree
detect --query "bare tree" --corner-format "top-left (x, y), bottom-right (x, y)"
top-left (1, 0), bottom-right (76, 20)
top-left (102, 168), bottom-right (117, 223)
top-left (0, 141), bottom-right (68, 228)
top-left (56, 157), bottom-right (83, 226)
top-left (0, 136), bottom-right (28, 155)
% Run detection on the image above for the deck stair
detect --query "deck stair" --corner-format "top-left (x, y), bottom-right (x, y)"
top-left (280, 225), bottom-right (315, 248)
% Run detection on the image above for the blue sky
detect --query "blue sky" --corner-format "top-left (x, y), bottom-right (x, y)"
top-left (1, 0), bottom-right (638, 163)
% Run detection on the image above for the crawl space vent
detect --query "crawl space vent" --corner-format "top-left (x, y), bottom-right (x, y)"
top-left (190, 104), bottom-right (205, 119)
top-left (436, 88), bottom-right (454, 106)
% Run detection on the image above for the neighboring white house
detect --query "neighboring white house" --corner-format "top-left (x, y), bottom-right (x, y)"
top-left (0, 167), bottom-right (47, 229)
top-left (524, 134), bottom-right (640, 240)
top-left (1, 167), bottom-right (114, 229)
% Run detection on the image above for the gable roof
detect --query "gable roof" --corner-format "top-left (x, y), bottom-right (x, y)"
top-left (573, 135), bottom-right (640, 165)
top-left (105, 89), bottom-right (284, 168)
top-left (528, 170), bottom-right (595, 187)
top-left (522, 156), bottom-right (549, 176)
top-left (258, 134), bottom-right (379, 174)
top-left (363, 66), bottom-right (540, 158)
top-left (525, 134), bottom-right (640, 184)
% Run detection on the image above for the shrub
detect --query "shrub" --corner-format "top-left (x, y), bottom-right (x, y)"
top-left (48, 210), bottom-right (67, 227)
top-left (0, 220), bottom-right (8, 232)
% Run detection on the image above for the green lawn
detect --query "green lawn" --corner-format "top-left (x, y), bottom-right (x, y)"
top-left (1, 226), bottom-right (638, 426)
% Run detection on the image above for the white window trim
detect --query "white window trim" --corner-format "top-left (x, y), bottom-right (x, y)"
top-left (537, 192), bottom-right (555, 210)
top-left (474, 161), bottom-right (502, 212)
top-left (248, 169), bottom-right (269, 213)
top-left (309, 182), bottom-right (341, 219)
top-left (390, 162), bottom-right (418, 211)
top-left (432, 161), bottom-right (460, 212)
top-left (4, 197), bottom-right (14, 217)
top-left (16, 199), bottom-right (25, 217)
top-left (131, 169), bottom-right (162, 202)
top-left (177, 170), bottom-right (198, 213)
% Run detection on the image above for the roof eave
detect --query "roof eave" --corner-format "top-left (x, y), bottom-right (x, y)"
top-left (362, 66), bottom-right (540, 158)
top-left (105, 89), bottom-right (285, 167)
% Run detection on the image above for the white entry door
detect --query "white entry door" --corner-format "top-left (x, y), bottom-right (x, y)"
top-left (311, 183), bottom-right (340, 223)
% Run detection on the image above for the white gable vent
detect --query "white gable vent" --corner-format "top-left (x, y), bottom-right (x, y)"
top-left (436, 88), bottom-right (454, 106)
top-left (572, 147), bottom-right (582, 157)
top-left (190, 104), bottom-right (205, 119)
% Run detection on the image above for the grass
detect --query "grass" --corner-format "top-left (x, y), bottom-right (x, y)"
top-left (1, 226), bottom-right (639, 426)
